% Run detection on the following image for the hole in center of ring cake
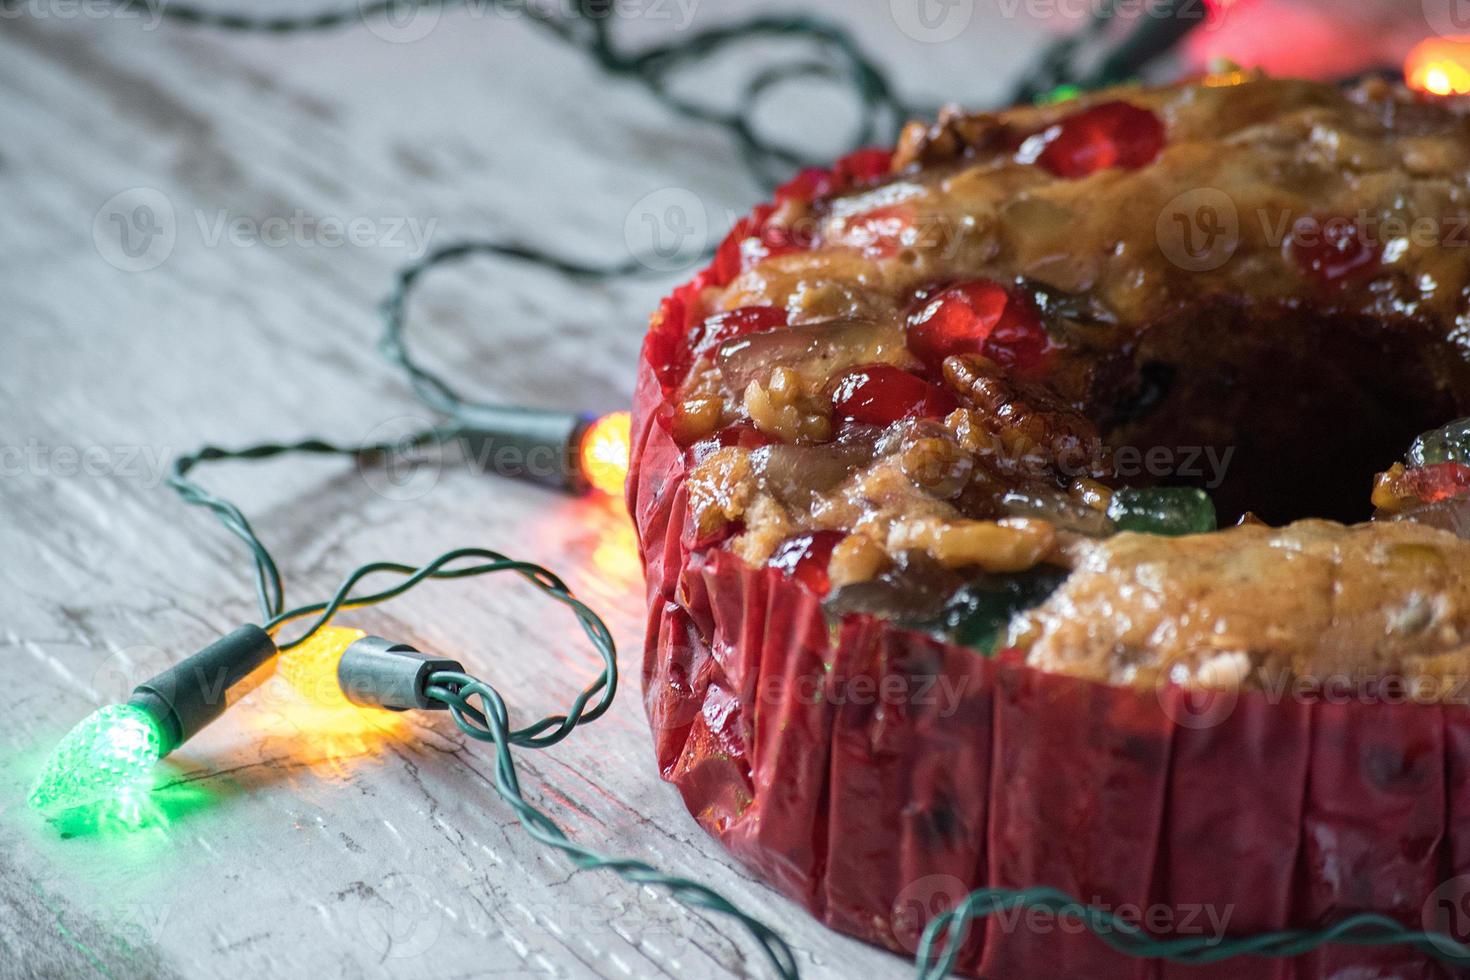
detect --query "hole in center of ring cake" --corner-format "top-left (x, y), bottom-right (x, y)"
top-left (1097, 306), bottom-right (1467, 526)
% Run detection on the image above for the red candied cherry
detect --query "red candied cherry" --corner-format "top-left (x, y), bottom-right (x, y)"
top-left (828, 364), bottom-right (958, 426)
top-left (775, 167), bottom-right (836, 205)
top-left (710, 214), bottom-right (753, 286)
top-left (643, 329), bottom-right (684, 392)
top-left (832, 147), bottom-right (893, 188)
top-left (835, 203), bottom-right (916, 259)
top-left (1032, 101), bottom-right (1165, 179)
top-left (647, 286), bottom-right (703, 390)
top-left (758, 219), bottom-right (819, 257)
top-left (690, 305), bottom-right (789, 361)
top-left (1285, 215), bottom-right (1381, 285)
top-left (772, 149), bottom-right (892, 209)
top-left (1405, 462), bottom-right (1470, 503)
top-left (768, 530), bottom-right (845, 595)
top-left (711, 204), bottom-right (810, 286)
top-left (907, 280), bottom-right (1053, 375)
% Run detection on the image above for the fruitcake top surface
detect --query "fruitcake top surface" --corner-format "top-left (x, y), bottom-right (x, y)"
top-left (651, 71), bottom-right (1470, 693)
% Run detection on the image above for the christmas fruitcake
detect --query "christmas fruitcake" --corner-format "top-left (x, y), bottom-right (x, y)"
top-left (628, 72), bottom-right (1470, 977)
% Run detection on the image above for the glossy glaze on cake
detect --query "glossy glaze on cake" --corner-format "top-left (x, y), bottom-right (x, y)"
top-left (655, 72), bottom-right (1470, 693)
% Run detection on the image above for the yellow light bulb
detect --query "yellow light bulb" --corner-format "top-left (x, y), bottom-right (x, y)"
top-left (580, 411), bottom-right (631, 498)
top-left (277, 626), bottom-right (366, 709)
top-left (1406, 37), bottom-right (1470, 96)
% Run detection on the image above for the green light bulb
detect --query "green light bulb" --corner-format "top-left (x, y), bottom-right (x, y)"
top-left (28, 704), bottom-right (165, 815)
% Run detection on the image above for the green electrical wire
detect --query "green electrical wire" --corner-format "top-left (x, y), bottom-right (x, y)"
top-left (168, 429), bottom-right (458, 623)
top-left (169, 456), bottom-right (803, 974)
top-left (427, 674), bottom-right (800, 979)
top-left (913, 886), bottom-right (1470, 976)
top-left (105, 0), bottom-right (913, 190)
top-left (378, 240), bottom-right (655, 418)
top-left (52, 0), bottom-right (1468, 974)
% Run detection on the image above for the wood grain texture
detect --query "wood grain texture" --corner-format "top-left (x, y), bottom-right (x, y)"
top-left (0, 4), bottom-right (1041, 977)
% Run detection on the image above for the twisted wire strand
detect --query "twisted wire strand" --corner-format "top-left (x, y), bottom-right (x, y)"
top-left (168, 428), bottom-right (459, 621)
top-left (426, 674), bottom-right (800, 980)
top-left (105, 0), bottom-right (914, 189)
top-left (377, 240), bottom-right (655, 418)
top-left (914, 887), bottom-right (1470, 978)
top-left (109, 0), bottom-right (429, 32)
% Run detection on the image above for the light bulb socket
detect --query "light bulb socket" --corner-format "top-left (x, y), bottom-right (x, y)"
top-left (454, 404), bottom-right (592, 494)
top-left (336, 635), bottom-right (464, 712)
top-left (128, 625), bottom-right (279, 754)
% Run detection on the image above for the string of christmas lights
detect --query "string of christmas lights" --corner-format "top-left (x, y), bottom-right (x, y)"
top-left (377, 239), bottom-right (647, 494)
top-left (26, 541), bottom-right (803, 976)
top-left (26, 0), bottom-right (1470, 975)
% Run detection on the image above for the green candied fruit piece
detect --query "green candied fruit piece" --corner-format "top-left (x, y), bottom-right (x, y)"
top-left (1408, 417), bottom-right (1470, 468)
top-left (28, 703), bottom-right (164, 815)
top-left (1036, 84), bottom-right (1081, 105)
top-left (1106, 487), bottom-right (1216, 537)
top-left (938, 567), bottom-right (1069, 655)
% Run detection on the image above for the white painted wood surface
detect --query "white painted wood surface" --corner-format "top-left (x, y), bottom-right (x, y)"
top-left (0, 5), bottom-right (1055, 977)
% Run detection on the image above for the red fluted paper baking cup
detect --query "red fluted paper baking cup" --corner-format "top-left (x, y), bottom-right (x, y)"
top-left (627, 278), bottom-right (1469, 979)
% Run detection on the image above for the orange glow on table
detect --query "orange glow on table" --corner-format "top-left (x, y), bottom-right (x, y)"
top-left (276, 625), bottom-right (366, 709)
top-left (580, 411), bottom-right (631, 497)
top-left (1406, 37), bottom-right (1470, 96)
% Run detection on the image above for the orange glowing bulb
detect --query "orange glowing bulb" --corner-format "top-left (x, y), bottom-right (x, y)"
top-left (276, 626), bottom-right (366, 709)
top-left (1406, 37), bottom-right (1470, 96)
top-left (580, 411), bottom-right (631, 497)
